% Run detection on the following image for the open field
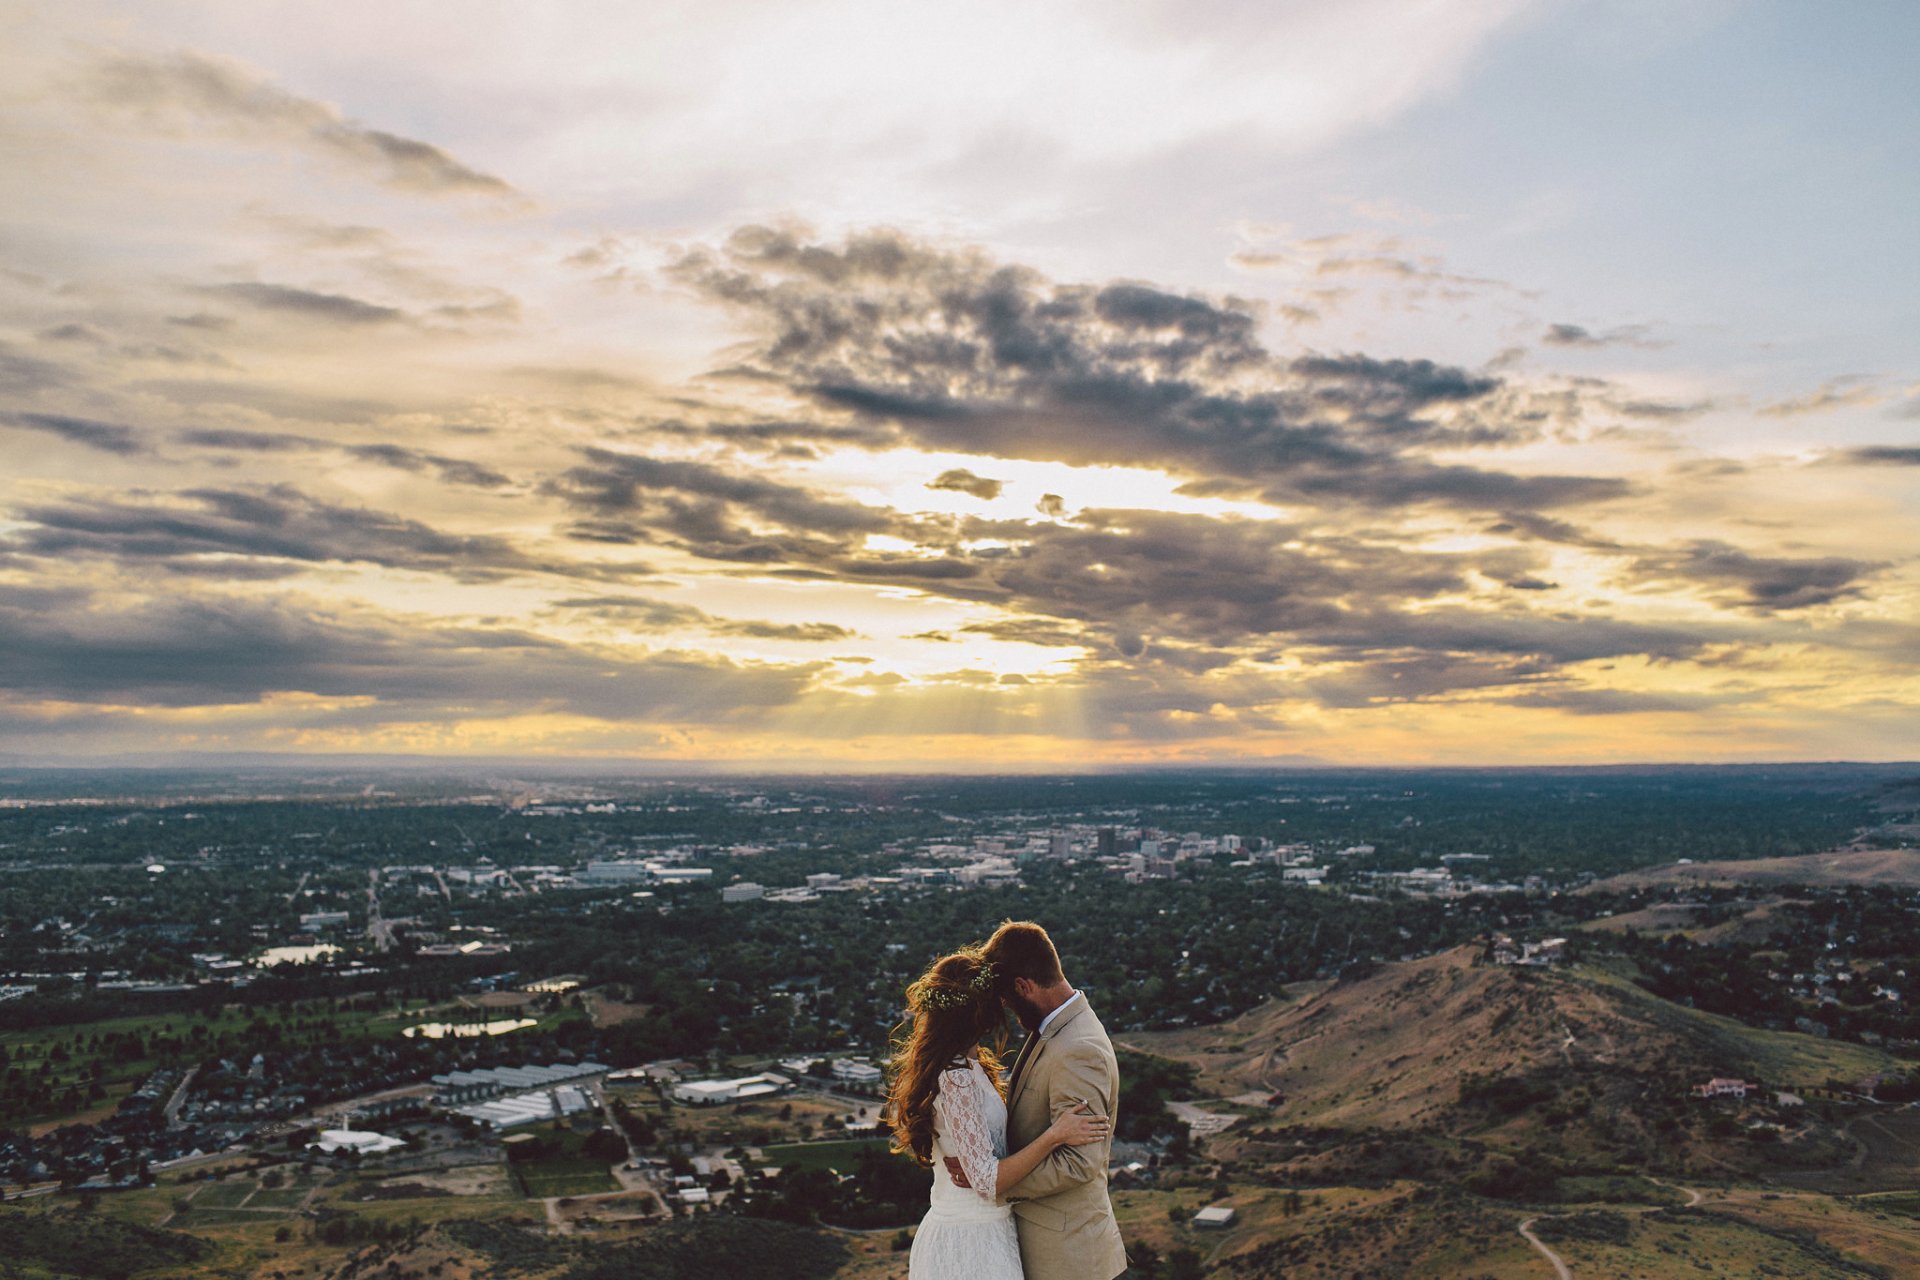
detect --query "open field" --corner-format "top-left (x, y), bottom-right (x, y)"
top-left (510, 1129), bottom-right (619, 1199)
top-left (761, 1137), bottom-right (893, 1174)
top-left (613, 1086), bottom-right (867, 1149)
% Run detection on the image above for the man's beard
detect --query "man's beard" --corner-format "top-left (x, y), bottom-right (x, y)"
top-left (1006, 991), bottom-right (1043, 1033)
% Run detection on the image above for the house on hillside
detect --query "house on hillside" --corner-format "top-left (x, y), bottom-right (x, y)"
top-left (1691, 1077), bottom-right (1758, 1100)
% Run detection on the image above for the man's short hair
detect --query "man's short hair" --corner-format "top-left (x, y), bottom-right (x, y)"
top-left (983, 920), bottom-right (1063, 989)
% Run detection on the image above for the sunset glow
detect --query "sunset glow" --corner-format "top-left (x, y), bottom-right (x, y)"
top-left (1, 2), bottom-right (1915, 767)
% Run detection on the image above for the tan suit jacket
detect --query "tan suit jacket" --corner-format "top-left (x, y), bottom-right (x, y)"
top-left (1002, 995), bottom-right (1127, 1280)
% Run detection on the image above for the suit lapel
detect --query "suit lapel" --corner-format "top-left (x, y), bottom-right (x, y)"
top-left (1005, 1031), bottom-right (1039, 1104)
top-left (1010, 996), bottom-right (1089, 1113)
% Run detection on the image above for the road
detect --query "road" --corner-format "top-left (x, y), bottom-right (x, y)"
top-left (162, 1066), bottom-right (199, 1129)
top-left (1517, 1217), bottom-right (1573, 1280)
top-left (366, 868), bottom-right (397, 951)
top-left (1518, 1178), bottom-right (1710, 1276)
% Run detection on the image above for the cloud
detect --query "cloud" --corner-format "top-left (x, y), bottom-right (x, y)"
top-left (549, 594), bottom-right (857, 642)
top-left (672, 227), bottom-right (1627, 514)
top-left (177, 428), bottom-right (318, 452)
top-left (1626, 541), bottom-right (1885, 612)
top-left (1541, 322), bottom-right (1660, 349)
top-left (1759, 377), bottom-right (1884, 418)
top-left (1828, 445), bottom-right (1920, 467)
top-left (343, 444), bottom-right (511, 489)
top-left (0, 343), bottom-right (68, 392)
top-left (0, 587), bottom-right (815, 720)
top-left (172, 431), bottom-right (508, 488)
top-left (83, 49), bottom-right (518, 201)
top-left (204, 282), bottom-right (408, 326)
top-left (37, 322), bottom-right (109, 344)
top-left (6, 485), bottom-right (647, 583)
top-left (927, 468), bottom-right (1003, 500)
top-left (1229, 231), bottom-right (1527, 304)
top-left (1498, 686), bottom-right (1738, 716)
top-left (544, 447), bottom-right (904, 558)
top-left (7, 412), bottom-right (147, 455)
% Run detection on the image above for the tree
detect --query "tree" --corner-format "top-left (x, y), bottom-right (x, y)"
top-left (1166, 1247), bottom-right (1205, 1280)
top-left (582, 1127), bottom-right (628, 1164)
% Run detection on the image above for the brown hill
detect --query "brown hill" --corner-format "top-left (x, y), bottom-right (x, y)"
top-left (1126, 945), bottom-right (1904, 1176)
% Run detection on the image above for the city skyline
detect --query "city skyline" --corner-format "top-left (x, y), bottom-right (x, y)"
top-left (1, 1), bottom-right (1916, 768)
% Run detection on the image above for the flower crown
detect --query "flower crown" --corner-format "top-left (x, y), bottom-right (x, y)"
top-left (915, 961), bottom-right (998, 1012)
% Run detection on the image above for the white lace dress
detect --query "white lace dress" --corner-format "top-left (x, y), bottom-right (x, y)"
top-left (909, 1058), bottom-right (1025, 1280)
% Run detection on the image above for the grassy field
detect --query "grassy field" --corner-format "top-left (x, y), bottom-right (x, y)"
top-left (760, 1138), bottom-right (893, 1174)
top-left (612, 1086), bottom-right (867, 1150)
top-left (510, 1129), bottom-right (619, 1199)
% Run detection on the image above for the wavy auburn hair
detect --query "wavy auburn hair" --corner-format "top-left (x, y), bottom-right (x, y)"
top-left (885, 947), bottom-right (1006, 1167)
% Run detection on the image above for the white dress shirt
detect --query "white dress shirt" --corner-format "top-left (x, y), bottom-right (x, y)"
top-left (1036, 988), bottom-right (1082, 1037)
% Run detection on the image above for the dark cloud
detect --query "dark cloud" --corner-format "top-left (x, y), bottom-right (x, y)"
top-left (1303, 652), bottom-right (1551, 708)
top-left (1499, 687), bottom-right (1737, 715)
top-left (0, 588), bottom-right (813, 719)
top-left (671, 227), bottom-right (1628, 514)
top-left (177, 428), bottom-right (318, 452)
top-left (0, 342), bottom-right (67, 392)
top-left (178, 432), bottom-right (508, 488)
top-left (6, 485), bottom-right (646, 583)
top-left (959, 618), bottom-right (1093, 649)
top-left (1830, 445), bottom-right (1920, 467)
top-left (1485, 511), bottom-right (1624, 551)
top-left (36, 322), bottom-right (108, 344)
top-left (544, 448), bottom-right (905, 560)
top-left (1625, 542), bottom-right (1884, 613)
top-left (7, 412), bottom-right (147, 455)
top-left (536, 437), bottom-right (1722, 700)
top-left (1541, 322), bottom-right (1659, 349)
top-left (549, 595), bottom-right (857, 643)
top-left (85, 50), bottom-right (518, 201)
top-left (166, 312), bottom-right (233, 331)
top-left (1612, 398), bottom-right (1716, 420)
top-left (343, 444), bottom-right (511, 489)
top-left (927, 468), bottom-right (1003, 500)
top-left (205, 282), bottom-right (407, 325)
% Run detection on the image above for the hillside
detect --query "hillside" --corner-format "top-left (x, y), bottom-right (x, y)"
top-left (1127, 945), bottom-right (1905, 1177)
top-left (1591, 847), bottom-right (1920, 890)
top-left (326, 1215), bottom-right (848, 1280)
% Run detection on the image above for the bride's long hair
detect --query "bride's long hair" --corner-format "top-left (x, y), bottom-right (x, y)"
top-left (885, 947), bottom-right (1006, 1167)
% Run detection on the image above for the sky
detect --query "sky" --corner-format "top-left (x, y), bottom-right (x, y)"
top-left (0, 0), bottom-right (1916, 769)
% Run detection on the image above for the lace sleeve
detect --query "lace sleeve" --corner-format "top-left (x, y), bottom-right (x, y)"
top-left (937, 1066), bottom-right (999, 1203)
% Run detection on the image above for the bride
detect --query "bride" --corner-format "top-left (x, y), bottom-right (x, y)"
top-left (886, 947), bottom-right (1109, 1280)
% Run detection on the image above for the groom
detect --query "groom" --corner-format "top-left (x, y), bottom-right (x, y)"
top-left (967, 919), bottom-right (1128, 1280)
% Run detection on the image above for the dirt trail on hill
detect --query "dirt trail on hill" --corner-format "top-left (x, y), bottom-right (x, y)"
top-left (1517, 1217), bottom-right (1572, 1279)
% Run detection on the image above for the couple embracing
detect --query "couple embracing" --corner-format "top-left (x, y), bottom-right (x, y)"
top-left (886, 920), bottom-right (1128, 1280)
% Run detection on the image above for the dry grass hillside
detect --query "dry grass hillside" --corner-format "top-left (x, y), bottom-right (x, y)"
top-left (1127, 945), bottom-right (1905, 1179)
